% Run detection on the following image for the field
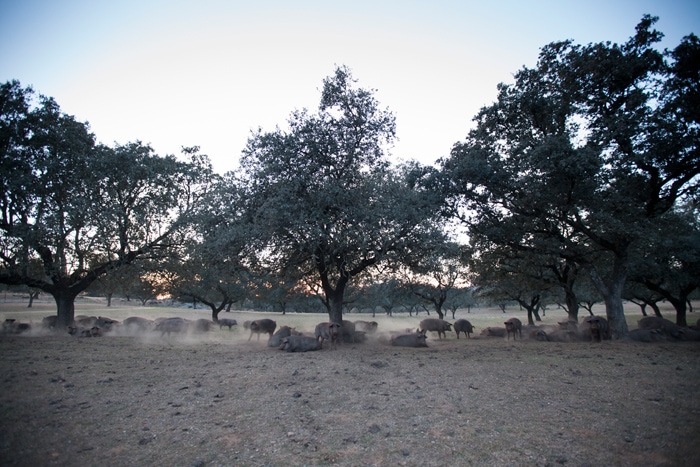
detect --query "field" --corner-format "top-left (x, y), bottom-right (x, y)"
top-left (1, 297), bottom-right (699, 466)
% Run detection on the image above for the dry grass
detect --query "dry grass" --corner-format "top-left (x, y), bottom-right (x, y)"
top-left (1, 298), bottom-right (699, 466)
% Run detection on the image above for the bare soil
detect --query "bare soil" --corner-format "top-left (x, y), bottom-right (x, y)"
top-left (1, 304), bottom-right (699, 466)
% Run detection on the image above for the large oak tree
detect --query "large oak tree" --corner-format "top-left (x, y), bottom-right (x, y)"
top-left (441, 17), bottom-right (700, 336)
top-left (0, 81), bottom-right (212, 328)
top-left (236, 66), bottom-right (447, 326)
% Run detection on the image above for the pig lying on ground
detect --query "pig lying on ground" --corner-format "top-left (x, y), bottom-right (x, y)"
top-left (94, 317), bottom-right (119, 333)
top-left (419, 318), bottom-right (453, 339)
top-left (453, 319), bottom-right (475, 339)
top-left (390, 330), bottom-right (428, 347)
top-left (268, 326), bottom-right (301, 347)
top-left (637, 317), bottom-right (682, 339)
top-left (315, 322), bottom-right (341, 350)
top-left (504, 318), bottom-right (522, 340)
top-left (2, 319), bottom-right (31, 335)
top-left (627, 328), bottom-right (666, 342)
top-left (248, 319), bottom-right (277, 341)
top-left (481, 327), bottom-right (507, 338)
top-left (279, 335), bottom-right (322, 352)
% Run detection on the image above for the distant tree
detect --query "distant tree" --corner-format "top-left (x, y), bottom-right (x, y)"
top-left (0, 81), bottom-right (213, 328)
top-left (628, 205), bottom-right (700, 325)
top-left (168, 175), bottom-right (255, 322)
top-left (408, 243), bottom-right (467, 320)
top-left (236, 66), bottom-right (446, 326)
top-left (441, 17), bottom-right (700, 336)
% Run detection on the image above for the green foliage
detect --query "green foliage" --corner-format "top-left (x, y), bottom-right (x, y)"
top-left (441, 17), bottom-right (700, 333)
top-left (0, 81), bottom-right (213, 326)
top-left (236, 66), bottom-right (447, 321)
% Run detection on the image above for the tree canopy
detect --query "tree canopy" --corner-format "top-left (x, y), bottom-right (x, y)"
top-left (0, 81), bottom-right (213, 327)
top-left (441, 16), bottom-right (700, 334)
top-left (236, 66), bottom-right (447, 324)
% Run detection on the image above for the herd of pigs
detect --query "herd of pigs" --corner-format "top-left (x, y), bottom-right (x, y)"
top-left (2, 313), bottom-right (699, 349)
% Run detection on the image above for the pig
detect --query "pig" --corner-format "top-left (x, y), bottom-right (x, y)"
top-left (90, 326), bottom-right (103, 337)
top-left (75, 315), bottom-right (97, 327)
top-left (42, 315), bottom-right (57, 329)
top-left (582, 316), bottom-right (609, 342)
top-left (155, 317), bottom-right (188, 336)
top-left (540, 329), bottom-right (579, 342)
top-left (339, 320), bottom-right (357, 343)
top-left (481, 327), bottom-right (507, 338)
top-left (94, 317), bottom-right (119, 333)
top-left (315, 322), bottom-right (341, 350)
top-left (504, 318), bottom-right (522, 340)
top-left (13, 322), bottom-right (31, 334)
top-left (248, 319), bottom-right (277, 341)
top-left (1, 319), bottom-right (30, 334)
top-left (453, 319), bottom-right (475, 339)
top-left (191, 319), bottom-right (213, 333)
top-left (390, 330), bottom-right (428, 347)
top-left (677, 328), bottom-right (700, 341)
top-left (2, 319), bottom-right (16, 334)
top-left (268, 326), bottom-right (301, 347)
top-left (637, 317), bottom-right (682, 339)
top-left (419, 318), bottom-right (453, 339)
top-left (279, 335), bottom-right (322, 352)
top-left (354, 320), bottom-right (379, 333)
top-left (627, 328), bottom-right (665, 342)
top-left (557, 320), bottom-right (579, 332)
top-left (122, 317), bottom-right (154, 333)
top-left (217, 318), bottom-right (238, 330)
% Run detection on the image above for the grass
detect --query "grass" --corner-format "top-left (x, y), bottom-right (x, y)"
top-left (0, 294), bottom-right (694, 335)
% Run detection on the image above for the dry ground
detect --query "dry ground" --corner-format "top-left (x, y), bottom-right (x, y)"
top-left (1, 299), bottom-right (699, 466)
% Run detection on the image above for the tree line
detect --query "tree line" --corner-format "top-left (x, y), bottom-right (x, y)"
top-left (1, 16), bottom-right (698, 335)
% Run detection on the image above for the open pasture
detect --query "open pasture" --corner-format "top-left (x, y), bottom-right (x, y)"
top-left (1, 299), bottom-right (699, 466)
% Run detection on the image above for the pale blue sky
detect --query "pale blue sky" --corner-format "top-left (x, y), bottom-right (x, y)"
top-left (1, 0), bottom-right (698, 173)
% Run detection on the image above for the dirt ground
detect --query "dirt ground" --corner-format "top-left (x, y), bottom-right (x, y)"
top-left (1, 304), bottom-right (699, 466)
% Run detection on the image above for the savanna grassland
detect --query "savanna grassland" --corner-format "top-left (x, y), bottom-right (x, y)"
top-left (1, 297), bottom-right (699, 466)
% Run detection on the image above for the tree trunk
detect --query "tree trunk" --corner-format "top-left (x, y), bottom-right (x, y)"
top-left (27, 290), bottom-right (39, 308)
top-left (53, 292), bottom-right (78, 329)
top-left (587, 252), bottom-right (629, 338)
top-left (564, 289), bottom-right (579, 322)
top-left (106, 292), bottom-right (113, 307)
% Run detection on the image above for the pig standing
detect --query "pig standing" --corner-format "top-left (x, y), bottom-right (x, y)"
top-left (155, 317), bottom-right (188, 336)
top-left (581, 316), bottom-right (610, 341)
top-left (217, 318), bottom-right (238, 330)
top-left (268, 326), bottom-right (301, 347)
top-left (122, 317), bottom-right (154, 333)
top-left (248, 319), bottom-right (277, 341)
top-left (279, 335), bottom-right (322, 352)
top-left (453, 319), bottom-right (475, 339)
top-left (390, 330), bottom-right (428, 347)
top-left (315, 322), bottom-right (341, 350)
top-left (504, 318), bottom-right (522, 340)
top-left (419, 318), bottom-right (453, 339)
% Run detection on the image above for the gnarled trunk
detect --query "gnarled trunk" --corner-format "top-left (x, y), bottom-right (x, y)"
top-left (586, 251), bottom-right (629, 338)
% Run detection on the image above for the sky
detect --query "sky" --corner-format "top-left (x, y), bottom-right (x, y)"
top-left (1, 0), bottom-right (699, 174)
